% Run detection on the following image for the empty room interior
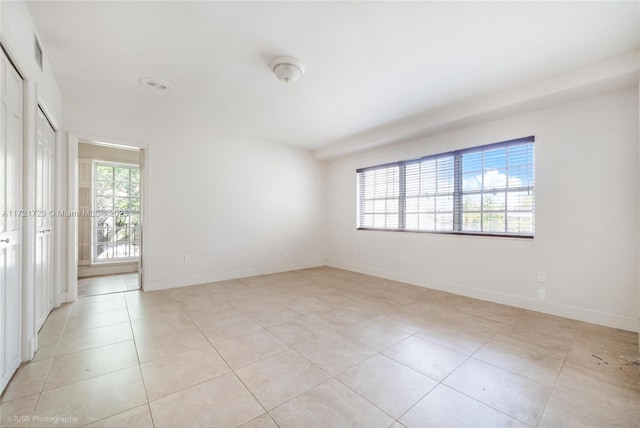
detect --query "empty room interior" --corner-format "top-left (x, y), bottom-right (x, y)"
top-left (1, 1), bottom-right (639, 427)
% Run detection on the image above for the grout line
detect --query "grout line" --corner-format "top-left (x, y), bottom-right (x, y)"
top-left (229, 370), bottom-right (271, 423)
top-left (432, 330), bottom-right (534, 426)
top-left (330, 357), bottom-right (404, 424)
top-left (436, 336), bottom-right (541, 428)
top-left (23, 307), bottom-right (71, 426)
top-left (123, 288), bottom-right (157, 428)
top-left (176, 295), bottom-right (277, 425)
top-left (535, 356), bottom-right (570, 428)
top-left (387, 317), bottom-right (503, 423)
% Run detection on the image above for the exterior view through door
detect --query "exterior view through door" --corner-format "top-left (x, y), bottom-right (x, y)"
top-left (77, 142), bottom-right (141, 296)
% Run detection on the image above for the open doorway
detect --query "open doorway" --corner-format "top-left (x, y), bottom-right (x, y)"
top-left (76, 141), bottom-right (142, 296)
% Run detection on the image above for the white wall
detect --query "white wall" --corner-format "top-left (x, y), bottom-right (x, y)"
top-left (65, 105), bottom-right (327, 290)
top-left (327, 88), bottom-right (639, 332)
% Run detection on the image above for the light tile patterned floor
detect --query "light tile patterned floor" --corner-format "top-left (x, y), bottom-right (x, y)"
top-left (1, 267), bottom-right (638, 427)
top-left (78, 273), bottom-right (140, 297)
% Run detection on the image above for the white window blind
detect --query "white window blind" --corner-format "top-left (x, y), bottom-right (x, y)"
top-left (357, 136), bottom-right (535, 237)
top-left (461, 143), bottom-right (535, 234)
top-left (404, 156), bottom-right (455, 231)
top-left (358, 166), bottom-right (400, 229)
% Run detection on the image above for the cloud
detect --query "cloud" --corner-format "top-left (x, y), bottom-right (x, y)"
top-left (463, 169), bottom-right (522, 190)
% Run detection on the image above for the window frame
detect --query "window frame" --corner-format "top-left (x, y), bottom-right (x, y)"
top-left (356, 136), bottom-right (535, 238)
top-left (91, 160), bottom-right (141, 264)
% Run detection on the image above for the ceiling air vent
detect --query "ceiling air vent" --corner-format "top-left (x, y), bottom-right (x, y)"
top-left (34, 35), bottom-right (43, 71)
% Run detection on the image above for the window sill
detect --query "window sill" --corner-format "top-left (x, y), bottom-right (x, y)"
top-left (356, 227), bottom-right (534, 239)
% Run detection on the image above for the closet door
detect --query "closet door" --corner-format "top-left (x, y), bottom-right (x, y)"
top-left (0, 49), bottom-right (23, 393)
top-left (34, 108), bottom-right (55, 331)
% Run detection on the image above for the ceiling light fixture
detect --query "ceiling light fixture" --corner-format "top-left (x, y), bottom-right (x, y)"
top-left (270, 56), bottom-right (305, 83)
top-left (139, 77), bottom-right (173, 91)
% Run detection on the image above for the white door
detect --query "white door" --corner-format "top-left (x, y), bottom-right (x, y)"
top-left (0, 49), bottom-right (23, 393)
top-left (34, 108), bottom-right (55, 331)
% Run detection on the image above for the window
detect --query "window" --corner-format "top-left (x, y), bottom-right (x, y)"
top-left (357, 136), bottom-right (535, 237)
top-left (93, 161), bottom-right (140, 262)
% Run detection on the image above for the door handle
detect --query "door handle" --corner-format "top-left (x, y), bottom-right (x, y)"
top-left (0, 238), bottom-right (9, 243)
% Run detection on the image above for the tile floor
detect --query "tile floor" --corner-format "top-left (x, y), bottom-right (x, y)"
top-left (1, 267), bottom-right (638, 427)
top-left (78, 273), bottom-right (140, 297)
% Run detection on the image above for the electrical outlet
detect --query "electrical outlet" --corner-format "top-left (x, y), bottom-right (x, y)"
top-left (537, 288), bottom-right (546, 300)
top-left (184, 254), bottom-right (191, 263)
top-left (537, 271), bottom-right (546, 282)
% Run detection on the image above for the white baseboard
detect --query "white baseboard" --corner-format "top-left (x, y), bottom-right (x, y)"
top-left (144, 260), bottom-right (326, 292)
top-left (22, 333), bottom-right (37, 362)
top-left (65, 289), bottom-right (77, 304)
top-left (57, 291), bottom-right (68, 305)
top-left (328, 260), bottom-right (639, 333)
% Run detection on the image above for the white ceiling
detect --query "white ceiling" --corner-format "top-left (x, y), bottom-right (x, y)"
top-left (26, 1), bottom-right (639, 151)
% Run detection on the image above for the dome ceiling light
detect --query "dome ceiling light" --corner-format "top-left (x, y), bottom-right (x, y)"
top-left (270, 56), bottom-right (305, 83)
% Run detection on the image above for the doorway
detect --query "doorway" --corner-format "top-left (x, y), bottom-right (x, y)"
top-left (75, 141), bottom-right (144, 297)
